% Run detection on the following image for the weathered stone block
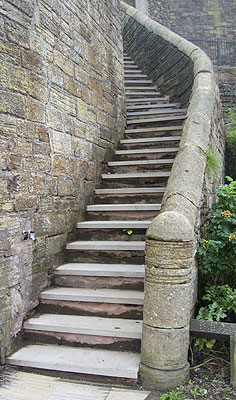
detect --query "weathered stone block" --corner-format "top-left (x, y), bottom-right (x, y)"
top-left (27, 71), bottom-right (47, 102)
top-left (0, 90), bottom-right (26, 118)
top-left (53, 50), bottom-right (74, 76)
top-left (33, 212), bottom-right (66, 237)
top-left (50, 87), bottom-right (76, 116)
top-left (26, 97), bottom-right (45, 123)
top-left (64, 75), bottom-right (82, 97)
top-left (58, 177), bottom-right (76, 196)
top-left (143, 280), bottom-right (191, 328)
top-left (141, 324), bottom-right (189, 370)
top-left (52, 155), bottom-right (75, 177)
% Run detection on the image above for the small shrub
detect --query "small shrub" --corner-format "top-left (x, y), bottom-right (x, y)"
top-left (225, 107), bottom-right (236, 179)
top-left (197, 177), bottom-right (236, 323)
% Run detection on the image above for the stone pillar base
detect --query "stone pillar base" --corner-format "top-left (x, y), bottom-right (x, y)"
top-left (139, 362), bottom-right (190, 391)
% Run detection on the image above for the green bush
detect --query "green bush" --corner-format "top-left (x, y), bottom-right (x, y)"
top-left (225, 107), bottom-right (236, 179)
top-left (197, 177), bottom-right (236, 322)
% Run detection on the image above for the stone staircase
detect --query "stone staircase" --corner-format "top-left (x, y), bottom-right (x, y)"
top-left (7, 54), bottom-right (186, 382)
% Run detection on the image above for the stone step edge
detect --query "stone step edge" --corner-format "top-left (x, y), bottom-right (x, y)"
top-left (24, 314), bottom-right (143, 339)
top-left (76, 220), bottom-right (150, 229)
top-left (115, 147), bottom-right (178, 155)
top-left (125, 125), bottom-right (182, 134)
top-left (86, 204), bottom-right (161, 211)
top-left (108, 159), bottom-right (174, 167)
top-left (6, 344), bottom-right (140, 379)
top-left (126, 103), bottom-right (180, 110)
top-left (66, 240), bottom-right (146, 251)
top-left (40, 287), bottom-right (145, 304)
top-left (54, 263), bottom-right (145, 278)
top-left (101, 172), bottom-right (170, 180)
top-left (120, 136), bottom-right (181, 144)
top-left (126, 109), bottom-right (186, 117)
top-left (126, 115), bottom-right (186, 125)
top-left (94, 187), bottom-right (166, 195)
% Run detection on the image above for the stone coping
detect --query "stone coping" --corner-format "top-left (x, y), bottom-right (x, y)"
top-left (120, 1), bottom-right (217, 242)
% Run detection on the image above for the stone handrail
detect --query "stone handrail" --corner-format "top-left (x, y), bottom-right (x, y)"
top-left (121, 1), bottom-right (224, 391)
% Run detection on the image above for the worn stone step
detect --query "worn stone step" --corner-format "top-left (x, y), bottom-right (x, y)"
top-left (127, 108), bottom-right (186, 117)
top-left (86, 204), bottom-right (161, 212)
top-left (126, 115), bottom-right (186, 125)
top-left (125, 91), bottom-right (160, 96)
top-left (95, 187), bottom-right (166, 197)
top-left (124, 74), bottom-right (148, 79)
top-left (126, 96), bottom-right (168, 103)
top-left (124, 80), bottom-right (152, 85)
top-left (126, 103), bottom-right (180, 110)
top-left (76, 221), bottom-right (150, 230)
top-left (7, 344), bottom-right (140, 379)
top-left (108, 159), bottom-right (174, 167)
top-left (115, 147), bottom-right (178, 156)
top-left (53, 263), bottom-right (145, 291)
top-left (125, 125), bottom-right (182, 135)
top-left (24, 314), bottom-right (143, 339)
top-left (120, 136), bottom-right (181, 145)
top-left (54, 263), bottom-right (145, 278)
top-left (66, 240), bottom-right (146, 251)
top-left (124, 65), bottom-right (140, 69)
top-left (41, 287), bottom-right (144, 305)
top-left (101, 172), bottom-right (170, 180)
top-left (124, 60), bottom-right (135, 64)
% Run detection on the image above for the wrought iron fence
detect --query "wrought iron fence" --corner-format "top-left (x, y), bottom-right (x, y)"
top-left (186, 38), bottom-right (236, 66)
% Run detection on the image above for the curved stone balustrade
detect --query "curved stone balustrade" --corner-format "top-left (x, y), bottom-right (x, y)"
top-left (121, 1), bottom-right (225, 390)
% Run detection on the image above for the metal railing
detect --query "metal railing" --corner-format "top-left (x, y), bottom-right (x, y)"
top-left (186, 38), bottom-right (236, 66)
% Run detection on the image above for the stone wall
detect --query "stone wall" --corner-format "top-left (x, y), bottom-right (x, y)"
top-left (147, 0), bottom-right (236, 42)
top-left (0, 0), bottom-right (125, 362)
top-left (215, 67), bottom-right (236, 112)
top-left (121, 2), bottom-right (224, 390)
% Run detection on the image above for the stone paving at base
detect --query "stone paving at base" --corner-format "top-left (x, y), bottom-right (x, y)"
top-left (0, 370), bottom-right (150, 400)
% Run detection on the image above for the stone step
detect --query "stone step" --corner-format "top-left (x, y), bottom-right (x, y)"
top-left (7, 344), bottom-right (140, 379)
top-left (126, 115), bottom-right (186, 125)
top-left (41, 287), bottom-right (144, 305)
top-left (124, 65), bottom-right (140, 70)
top-left (108, 159), bottom-right (174, 167)
top-left (76, 221), bottom-right (150, 230)
top-left (127, 108), bottom-right (186, 117)
top-left (126, 103), bottom-right (180, 110)
top-left (115, 147), bottom-right (178, 156)
top-left (120, 136), bottom-right (181, 145)
top-left (101, 172), bottom-right (170, 180)
top-left (124, 60), bottom-right (135, 64)
top-left (124, 74), bottom-right (147, 78)
top-left (126, 96), bottom-right (168, 103)
top-left (124, 80), bottom-right (152, 85)
top-left (86, 204), bottom-right (161, 212)
top-left (95, 187), bottom-right (166, 196)
top-left (125, 125), bottom-right (182, 134)
top-left (24, 314), bottom-right (143, 339)
top-left (54, 263), bottom-right (145, 278)
top-left (53, 263), bottom-right (145, 291)
top-left (125, 91), bottom-right (160, 96)
top-left (66, 240), bottom-right (146, 251)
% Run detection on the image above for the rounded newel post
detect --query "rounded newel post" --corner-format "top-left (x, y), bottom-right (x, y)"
top-left (140, 211), bottom-right (195, 390)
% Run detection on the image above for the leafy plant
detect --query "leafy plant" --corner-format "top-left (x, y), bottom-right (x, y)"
top-left (225, 107), bottom-right (236, 179)
top-left (160, 386), bottom-right (186, 400)
top-left (122, 228), bottom-right (133, 235)
top-left (198, 177), bottom-right (236, 288)
top-left (197, 177), bottom-right (236, 324)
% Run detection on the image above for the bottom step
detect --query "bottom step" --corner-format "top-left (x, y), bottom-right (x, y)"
top-left (7, 344), bottom-right (140, 379)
